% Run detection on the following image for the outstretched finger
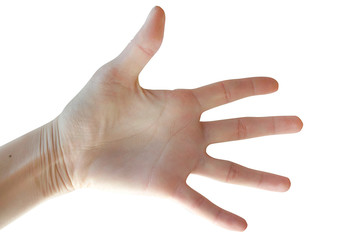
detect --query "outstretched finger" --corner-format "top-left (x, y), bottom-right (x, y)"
top-left (172, 183), bottom-right (247, 232)
top-left (106, 6), bottom-right (165, 86)
top-left (192, 77), bottom-right (278, 112)
top-left (194, 156), bottom-right (291, 192)
top-left (202, 116), bottom-right (303, 145)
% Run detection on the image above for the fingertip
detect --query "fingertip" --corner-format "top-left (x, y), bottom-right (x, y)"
top-left (232, 217), bottom-right (248, 232)
top-left (151, 6), bottom-right (165, 23)
top-left (287, 177), bottom-right (291, 190)
top-left (281, 177), bottom-right (291, 192)
top-left (267, 175), bottom-right (291, 192)
top-left (241, 220), bottom-right (248, 232)
top-left (291, 116), bottom-right (303, 132)
top-left (284, 116), bottom-right (303, 133)
top-left (219, 211), bottom-right (248, 232)
top-left (255, 77), bottom-right (279, 94)
top-left (147, 6), bottom-right (166, 47)
top-left (270, 77), bottom-right (279, 92)
top-left (153, 5), bottom-right (165, 15)
top-left (264, 77), bottom-right (279, 92)
top-left (296, 117), bottom-right (304, 131)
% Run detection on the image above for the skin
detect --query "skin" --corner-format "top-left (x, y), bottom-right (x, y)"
top-left (0, 6), bottom-right (302, 231)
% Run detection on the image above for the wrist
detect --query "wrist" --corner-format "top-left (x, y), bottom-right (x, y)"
top-left (0, 118), bottom-right (75, 228)
top-left (33, 118), bottom-right (75, 197)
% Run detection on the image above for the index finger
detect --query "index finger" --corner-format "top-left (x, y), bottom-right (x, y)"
top-left (192, 77), bottom-right (279, 112)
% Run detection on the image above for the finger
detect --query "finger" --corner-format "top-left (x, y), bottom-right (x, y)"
top-left (109, 6), bottom-right (165, 82)
top-left (203, 116), bottom-right (303, 144)
top-left (194, 157), bottom-right (291, 192)
top-left (172, 183), bottom-right (247, 232)
top-left (192, 77), bottom-right (278, 112)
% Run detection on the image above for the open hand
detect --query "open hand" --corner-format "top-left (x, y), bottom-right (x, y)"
top-left (54, 6), bottom-right (302, 231)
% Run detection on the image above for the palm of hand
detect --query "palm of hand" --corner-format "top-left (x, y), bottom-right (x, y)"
top-left (80, 82), bottom-right (206, 196)
top-left (57, 6), bottom-right (302, 232)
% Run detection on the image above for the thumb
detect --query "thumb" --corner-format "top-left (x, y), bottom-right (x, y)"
top-left (111, 6), bottom-right (165, 81)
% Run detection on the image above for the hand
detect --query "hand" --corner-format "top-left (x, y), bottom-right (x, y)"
top-left (55, 6), bottom-right (302, 231)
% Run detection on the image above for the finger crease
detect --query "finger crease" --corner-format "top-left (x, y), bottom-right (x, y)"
top-left (171, 182), bottom-right (184, 200)
top-left (271, 117), bottom-right (277, 134)
top-left (237, 118), bottom-right (247, 139)
top-left (250, 78), bottom-right (256, 95)
top-left (220, 81), bottom-right (231, 103)
top-left (226, 162), bottom-right (238, 183)
top-left (193, 195), bottom-right (206, 210)
top-left (257, 173), bottom-right (265, 189)
top-left (132, 40), bottom-right (155, 58)
top-left (213, 208), bottom-right (223, 225)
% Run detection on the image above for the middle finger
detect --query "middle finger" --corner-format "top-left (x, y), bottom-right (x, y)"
top-left (202, 116), bottom-right (303, 145)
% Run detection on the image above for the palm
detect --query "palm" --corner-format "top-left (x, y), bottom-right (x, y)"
top-left (79, 85), bottom-right (206, 196)
top-left (127, 89), bottom-right (205, 196)
top-left (136, 89), bottom-right (204, 194)
top-left (58, 7), bottom-right (302, 232)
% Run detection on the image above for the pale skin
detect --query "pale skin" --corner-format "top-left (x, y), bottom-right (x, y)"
top-left (0, 6), bottom-right (303, 231)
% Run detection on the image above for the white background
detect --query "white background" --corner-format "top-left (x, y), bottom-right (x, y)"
top-left (1, 0), bottom-right (359, 239)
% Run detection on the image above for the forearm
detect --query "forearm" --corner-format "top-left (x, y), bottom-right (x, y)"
top-left (0, 118), bottom-right (74, 229)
